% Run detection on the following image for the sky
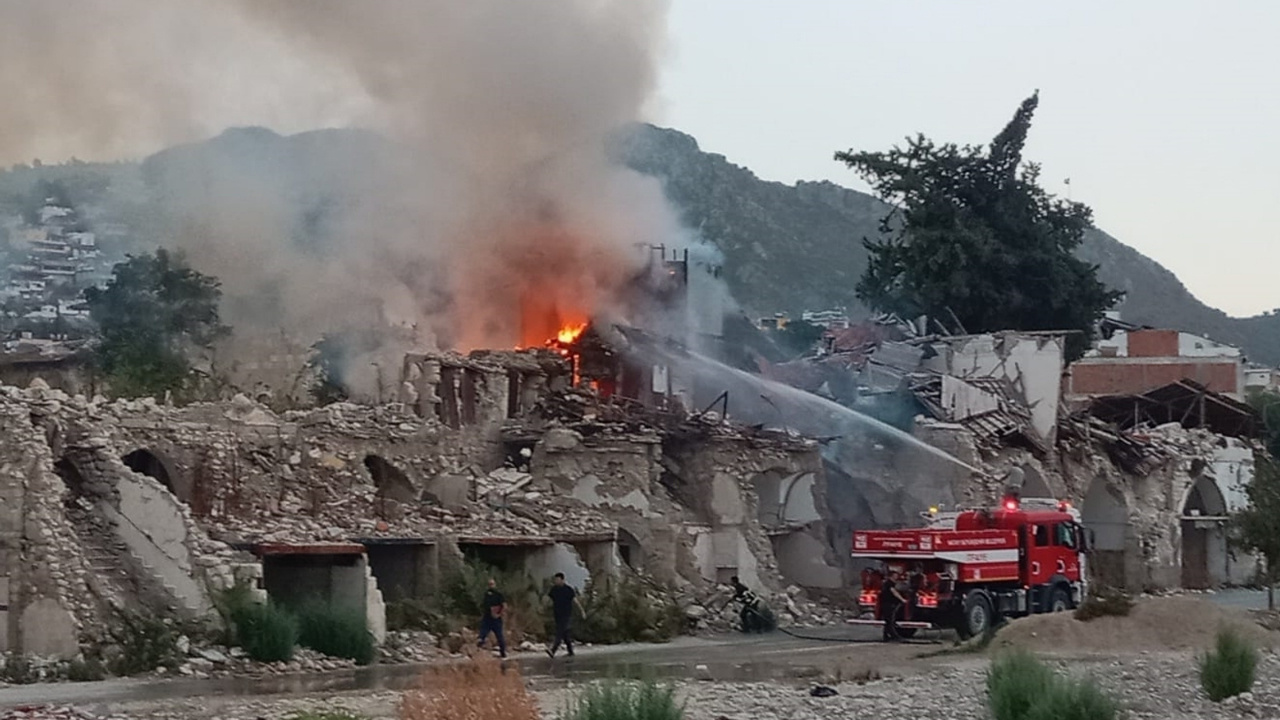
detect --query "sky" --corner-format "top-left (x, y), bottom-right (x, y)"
top-left (655, 0), bottom-right (1280, 318)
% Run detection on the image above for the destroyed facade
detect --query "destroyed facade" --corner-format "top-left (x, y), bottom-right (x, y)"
top-left (0, 343), bottom-right (831, 658)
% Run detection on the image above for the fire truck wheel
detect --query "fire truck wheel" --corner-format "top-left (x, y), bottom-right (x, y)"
top-left (958, 591), bottom-right (993, 640)
top-left (1049, 586), bottom-right (1071, 613)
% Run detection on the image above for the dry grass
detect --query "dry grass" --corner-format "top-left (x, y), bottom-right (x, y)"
top-left (399, 651), bottom-right (539, 720)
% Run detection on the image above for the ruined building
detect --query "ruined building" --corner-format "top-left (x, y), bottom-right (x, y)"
top-left (0, 337), bottom-right (832, 658)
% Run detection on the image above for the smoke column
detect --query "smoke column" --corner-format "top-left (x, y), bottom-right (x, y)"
top-left (0, 0), bottom-right (680, 382)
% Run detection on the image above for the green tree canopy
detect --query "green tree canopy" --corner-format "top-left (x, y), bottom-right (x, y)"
top-left (85, 249), bottom-right (229, 397)
top-left (835, 93), bottom-right (1122, 358)
top-left (1247, 388), bottom-right (1280, 459)
top-left (1232, 454), bottom-right (1280, 609)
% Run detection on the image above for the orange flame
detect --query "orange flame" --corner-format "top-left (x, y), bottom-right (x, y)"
top-left (556, 323), bottom-right (588, 345)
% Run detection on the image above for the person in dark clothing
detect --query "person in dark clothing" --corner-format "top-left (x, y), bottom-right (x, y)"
top-left (879, 570), bottom-right (908, 642)
top-left (730, 575), bottom-right (763, 633)
top-left (477, 578), bottom-right (507, 658)
top-left (546, 573), bottom-right (585, 658)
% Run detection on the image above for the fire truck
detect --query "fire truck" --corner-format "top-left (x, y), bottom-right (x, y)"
top-left (849, 493), bottom-right (1091, 639)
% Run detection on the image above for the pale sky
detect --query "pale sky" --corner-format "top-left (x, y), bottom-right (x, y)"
top-left (656, 0), bottom-right (1280, 318)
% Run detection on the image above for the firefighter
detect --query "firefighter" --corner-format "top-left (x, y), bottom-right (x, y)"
top-left (730, 575), bottom-right (764, 633)
top-left (879, 570), bottom-right (908, 642)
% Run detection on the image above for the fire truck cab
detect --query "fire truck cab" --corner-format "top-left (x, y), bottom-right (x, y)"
top-left (850, 495), bottom-right (1091, 639)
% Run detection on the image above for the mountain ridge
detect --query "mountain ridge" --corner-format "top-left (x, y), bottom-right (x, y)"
top-left (618, 123), bottom-right (1280, 365)
top-left (3, 123), bottom-right (1277, 364)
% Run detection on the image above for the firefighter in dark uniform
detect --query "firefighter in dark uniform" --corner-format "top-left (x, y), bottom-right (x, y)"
top-left (730, 576), bottom-right (764, 633)
top-left (879, 570), bottom-right (908, 641)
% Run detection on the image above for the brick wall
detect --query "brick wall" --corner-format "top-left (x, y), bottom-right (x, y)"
top-left (1127, 330), bottom-right (1179, 357)
top-left (1068, 359), bottom-right (1242, 397)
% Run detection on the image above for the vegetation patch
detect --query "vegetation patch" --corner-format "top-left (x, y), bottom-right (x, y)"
top-left (1199, 627), bottom-right (1258, 702)
top-left (232, 601), bottom-right (299, 664)
top-left (559, 680), bottom-right (685, 720)
top-left (987, 650), bottom-right (1120, 720)
top-left (400, 654), bottom-right (539, 720)
top-left (296, 603), bottom-right (376, 666)
top-left (106, 610), bottom-right (184, 676)
top-left (1073, 588), bottom-right (1134, 622)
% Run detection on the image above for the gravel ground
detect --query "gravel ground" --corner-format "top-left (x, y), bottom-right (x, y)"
top-left (18, 648), bottom-right (1271, 720)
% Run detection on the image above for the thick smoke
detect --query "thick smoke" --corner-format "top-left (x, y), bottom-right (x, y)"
top-left (0, 0), bottom-right (680, 395)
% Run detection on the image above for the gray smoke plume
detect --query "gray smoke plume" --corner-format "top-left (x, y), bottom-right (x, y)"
top-left (0, 0), bottom-right (679, 396)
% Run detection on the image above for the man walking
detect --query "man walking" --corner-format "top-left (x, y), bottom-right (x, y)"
top-left (477, 578), bottom-right (507, 658)
top-left (546, 572), bottom-right (584, 658)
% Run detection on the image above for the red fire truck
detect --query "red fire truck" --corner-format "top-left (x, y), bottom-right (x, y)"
top-left (850, 494), bottom-right (1091, 639)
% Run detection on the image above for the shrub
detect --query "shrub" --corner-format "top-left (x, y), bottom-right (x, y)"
top-left (987, 651), bottom-right (1058, 720)
top-left (1, 653), bottom-right (39, 684)
top-left (577, 573), bottom-right (685, 644)
top-left (65, 656), bottom-right (107, 682)
top-left (1073, 588), bottom-right (1134, 622)
top-left (107, 611), bottom-right (183, 676)
top-left (1199, 627), bottom-right (1258, 702)
top-left (987, 650), bottom-right (1120, 720)
top-left (233, 601), bottom-right (299, 663)
top-left (560, 680), bottom-right (684, 720)
top-left (1025, 678), bottom-right (1122, 720)
top-left (385, 598), bottom-right (438, 633)
top-left (214, 579), bottom-right (260, 645)
top-left (400, 654), bottom-right (539, 720)
top-left (296, 603), bottom-right (376, 665)
top-left (438, 558), bottom-right (547, 644)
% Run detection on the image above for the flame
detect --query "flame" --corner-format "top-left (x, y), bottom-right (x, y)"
top-left (556, 323), bottom-right (588, 345)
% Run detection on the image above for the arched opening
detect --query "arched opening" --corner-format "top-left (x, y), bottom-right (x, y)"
top-left (123, 449), bottom-right (175, 493)
top-left (1081, 479), bottom-right (1129, 589)
top-left (751, 471), bottom-right (784, 526)
top-left (54, 458), bottom-right (88, 499)
top-left (1181, 474), bottom-right (1229, 589)
top-left (616, 528), bottom-right (642, 570)
top-left (364, 455), bottom-right (417, 505)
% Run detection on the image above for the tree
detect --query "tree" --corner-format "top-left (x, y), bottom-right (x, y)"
top-left (1232, 454), bottom-right (1280, 610)
top-left (84, 249), bottom-right (229, 398)
top-left (1247, 388), bottom-right (1280, 459)
top-left (835, 93), bottom-right (1122, 359)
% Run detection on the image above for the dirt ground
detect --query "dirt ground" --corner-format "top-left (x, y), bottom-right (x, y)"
top-left (4, 596), bottom-right (1276, 720)
top-left (990, 595), bottom-right (1280, 654)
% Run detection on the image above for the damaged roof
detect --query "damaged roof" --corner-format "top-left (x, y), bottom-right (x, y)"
top-left (1086, 379), bottom-right (1261, 439)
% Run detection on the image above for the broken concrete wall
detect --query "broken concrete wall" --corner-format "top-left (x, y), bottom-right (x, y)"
top-left (531, 430), bottom-right (683, 584)
top-left (524, 543), bottom-right (590, 590)
top-left (924, 333), bottom-right (1064, 443)
top-left (0, 389), bottom-right (98, 657)
top-left (661, 433), bottom-right (830, 592)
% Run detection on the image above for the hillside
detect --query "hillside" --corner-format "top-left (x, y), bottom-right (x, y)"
top-left (3, 124), bottom-right (1278, 364)
top-left (617, 124), bottom-right (1280, 365)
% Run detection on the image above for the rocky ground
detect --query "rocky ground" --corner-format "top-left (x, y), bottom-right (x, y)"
top-left (6, 596), bottom-right (1276, 720)
top-left (8, 650), bottom-right (1279, 720)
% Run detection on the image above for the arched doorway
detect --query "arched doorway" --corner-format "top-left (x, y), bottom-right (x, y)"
top-left (1081, 479), bottom-right (1129, 589)
top-left (122, 449), bottom-right (183, 500)
top-left (364, 455), bottom-right (417, 505)
top-left (616, 528), bottom-right (642, 570)
top-left (54, 458), bottom-right (89, 500)
top-left (1181, 475), bottom-right (1228, 589)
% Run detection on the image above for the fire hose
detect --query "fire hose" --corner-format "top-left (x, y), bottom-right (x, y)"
top-left (737, 604), bottom-right (942, 645)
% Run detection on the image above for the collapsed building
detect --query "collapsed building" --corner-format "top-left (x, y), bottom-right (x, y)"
top-left (758, 316), bottom-right (1265, 595)
top-left (0, 334), bottom-right (834, 658)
